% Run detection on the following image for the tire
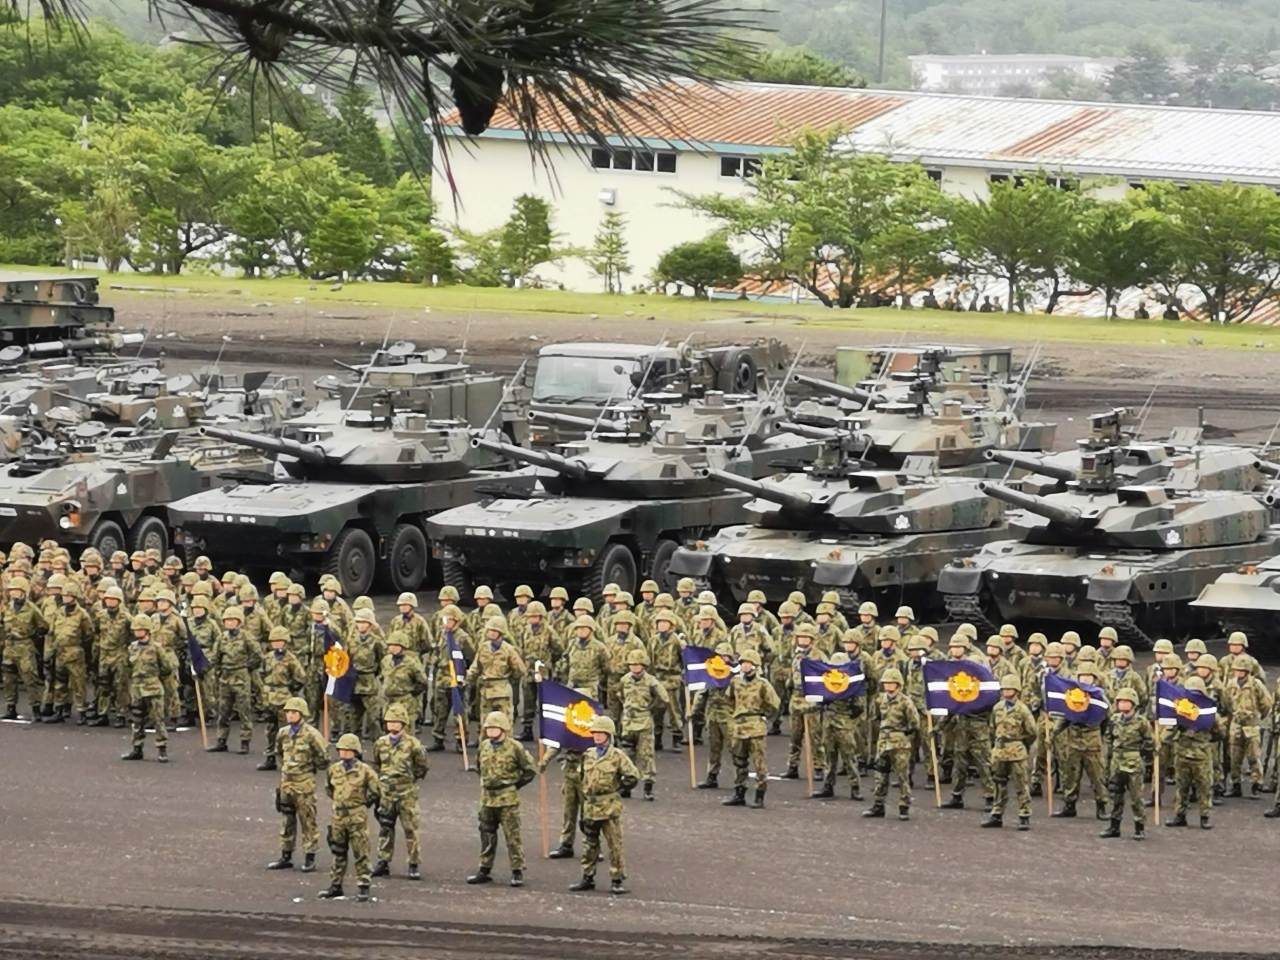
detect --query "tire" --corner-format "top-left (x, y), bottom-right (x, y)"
top-left (647, 539), bottom-right (679, 594)
top-left (383, 523), bottom-right (428, 594)
top-left (128, 515), bottom-right (169, 558)
top-left (88, 520), bottom-right (126, 558)
top-left (584, 542), bottom-right (637, 606)
top-left (323, 527), bottom-right (376, 598)
top-left (716, 348), bottom-right (757, 394)
top-left (442, 558), bottom-right (473, 600)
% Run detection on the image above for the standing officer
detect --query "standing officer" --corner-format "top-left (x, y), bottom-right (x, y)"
top-left (466, 616), bottom-right (527, 724)
top-left (863, 667), bottom-right (919, 821)
top-left (1, 576), bottom-right (46, 722)
top-left (722, 649), bottom-right (780, 809)
top-left (120, 614), bottom-right (176, 763)
top-left (319, 733), bottom-right (380, 901)
top-left (267, 696), bottom-right (330, 873)
top-left (208, 605), bottom-right (262, 754)
top-left (569, 715), bottom-right (640, 894)
top-left (371, 703), bottom-right (429, 880)
top-left (467, 711), bottom-right (536, 887)
top-left (1100, 687), bottom-right (1153, 840)
top-left (983, 675), bottom-right (1037, 830)
top-left (1164, 676), bottom-right (1218, 830)
top-left (619, 649), bottom-right (669, 800)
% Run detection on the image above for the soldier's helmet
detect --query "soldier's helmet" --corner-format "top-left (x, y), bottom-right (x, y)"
top-left (737, 602), bottom-right (756, 616)
top-left (156, 588), bottom-right (178, 605)
top-left (746, 589), bottom-right (766, 604)
top-left (999, 623), bottom-right (1019, 639)
top-left (386, 632), bottom-right (406, 649)
top-left (778, 601), bottom-right (799, 618)
top-left (269, 626), bottom-right (290, 643)
top-left (907, 637), bottom-right (929, 652)
top-left (602, 582), bottom-right (620, 597)
top-left (1045, 642), bottom-right (1065, 657)
top-left (1184, 676), bottom-right (1208, 693)
top-left (641, 580), bottom-right (660, 595)
top-left (895, 605), bottom-right (915, 621)
top-left (574, 597), bottom-right (595, 614)
top-left (788, 590), bottom-right (807, 606)
top-left (80, 549), bottom-right (103, 566)
top-left (1026, 633), bottom-right (1047, 650)
top-left (1162, 654), bottom-right (1183, 670)
top-left (1152, 638), bottom-right (1174, 655)
top-left (525, 601), bottom-right (546, 617)
top-left (59, 581), bottom-right (81, 599)
top-left (514, 584), bottom-right (534, 600)
top-left (738, 648), bottom-right (761, 667)
top-left (268, 571), bottom-right (289, 588)
top-left (474, 585), bottom-right (494, 601)
top-left (697, 605), bottom-right (718, 621)
top-left (794, 623), bottom-right (818, 639)
top-left (103, 586), bottom-right (125, 602)
top-left (816, 602), bottom-right (835, 616)
top-left (485, 616), bottom-right (510, 634)
top-left (163, 556), bottom-right (183, 571)
top-left (284, 696), bottom-right (309, 716)
top-left (615, 592), bottom-right (634, 608)
top-left (131, 614), bottom-right (154, 632)
top-left (397, 592), bottom-right (419, 608)
top-left (355, 609), bottom-right (376, 625)
top-left (877, 625), bottom-right (901, 642)
top-left (653, 609), bottom-right (675, 627)
top-left (589, 715), bottom-right (616, 736)
top-left (697, 590), bottom-right (717, 606)
top-left (384, 704), bottom-right (411, 725)
top-left (841, 630), bottom-right (862, 646)
top-left (574, 614), bottom-right (597, 630)
top-left (1197, 653), bottom-right (1218, 670)
top-left (241, 584), bottom-right (260, 602)
top-left (920, 625), bottom-right (939, 642)
top-left (110, 550), bottom-right (128, 564)
top-left (676, 577), bottom-right (696, 593)
top-left (46, 573), bottom-right (66, 591)
top-left (1233, 654), bottom-right (1257, 672)
top-left (714, 642), bottom-right (734, 657)
top-left (1112, 645), bottom-right (1135, 662)
top-left (999, 675), bottom-right (1020, 691)
top-left (830, 652), bottom-right (851, 665)
top-left (1228, 631), bottom-right (1248, 648)
top-left (353, 596), bottom-right (374, 611)
top-left (1184, 638), bottom-right (1207, 655)
top-left (438, 585), bottom-right (459, 603)
top-left (550, 586), bottom-right (570, 601)
top-left (948, 633), bottom-right (970, 649)
top-left (654, 593), bottom-right (675, 608)
top-left (6, 576), bottom-right (28, 592)
top-left (880, 667), bottom-right (904, 686)
top-left (612, 610), bottom-right (636, 626)
top-left (1114, 687), bottom-right (1139, 705)
top-left (858, 601), bottom-right (878, 617)
top-left (822, 590), bottom-right (842, 606)
top-left (440, 604), bottom-right (464, 621)
top-left (310, 598), bottom-right (330, 615)
top-left (287, 582), bottom-right (305, 598)
top-left (221, 606), bottom-right (245, 623)
top-left (1097, 626), bottom-right (1118, 642)
top-left (191, 580), bottom-right (213, 597)
top-left (1078, 644), bottom-right (1097, 661)
top-left (956, 623), bottom-right (978, 640)
top-left (1060, 631), bottom-right (1081, 647)
top-left (483, 711), bottom-right (512, 732)
top-left (336, 733), bottom-right (362, 752)
top-left (627, 649), bottom-right (649, 667)
top-left (985, 635), bottom-right (1004, 650)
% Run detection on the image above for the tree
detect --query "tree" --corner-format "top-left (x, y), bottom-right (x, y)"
top-left (0, 104), bottom-right (83, 264)
top-left (1107, 43), bottom-right (1181, 104)
top-left (727, 47), bottom-right (866, 88)
top-left (405, 228), bottom-right (456, 285)
top-left (498, 195), bottom-right (557, 284)
top-left (587, 212), bottom-right (631, 294)
top-left (321, 88), bottom-right (394, 188)
top-left (57, 177), bottom-right (136, 272)
top-left (373, 173), bottom-right (435, 280)
top-left (311, 197), bottom-right (380, 278)
top-left (1063, 199), bottom-right (1167, 316)
top-left (654, 237), bottom-right (743, 298)
top-left (453, 228), bottom-right (505, 287)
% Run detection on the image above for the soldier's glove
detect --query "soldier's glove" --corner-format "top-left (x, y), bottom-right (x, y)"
top-left (515, 769), bottom-right (536, 790)
top-left (274, 788), bottom-right (296, 816)
top-left (620, 773), bottom-right (640, 792)
top-left (537, 759), bottom-right (548, 774)
top-left (375, 801), bottom-right (399, 829)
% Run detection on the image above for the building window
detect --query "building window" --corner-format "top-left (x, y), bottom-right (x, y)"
top-left (925, 169), bottom-right (943, 183)
top-left (591, 147), bottom-right (677, 174)
top-left (720, 156), bottom-right (761, 178)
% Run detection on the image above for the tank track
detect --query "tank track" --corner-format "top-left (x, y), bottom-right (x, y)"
top-left (1093, 602), bottom-right (1155, 651)
top-left (942, 592), bottom-right (1000, 638)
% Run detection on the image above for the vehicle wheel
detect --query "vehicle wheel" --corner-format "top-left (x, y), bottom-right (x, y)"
top-left (584, 542), bottom-right (637, 605)
top-left (442, 558), bottom-right (473, 600)
top-left (88, 520), bottom-right (126, 558)
top-left (647, 539), bottom-right (679, 593)
top-left (383, 523), bottom-right (428, 594)
top-left (324, 527), bottom-right (376, 598)
top-left (128, 515), bottom-right (169, 558)
top-left (716, 348), bottom-right (757, 394)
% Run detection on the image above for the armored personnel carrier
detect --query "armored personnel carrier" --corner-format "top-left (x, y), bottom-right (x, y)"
top-left (936, 416), bottom-right (1280, 647)
top-left (666, 452), bottom-right (1006, 611)
top-left (167, 403), bottom-right (530, 597)
top-left (1190, 552), bottom-right (1280, 644)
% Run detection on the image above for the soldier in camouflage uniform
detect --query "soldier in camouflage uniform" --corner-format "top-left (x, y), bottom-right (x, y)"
top-left (208, 605), bottom-right (262, 753)
top-left (1224, 654), bottom-right (1272, 799)
top-left (648, 609), bottom-right (685, 750)
top-left (601, 610), bottom-right (646, 723)
top-left (1164, 675), bottom-right (1219, 830)
top-left (690, 604), bottom-right (730, 654)
top-left (560, 615), bottom-right (610, 706)
top-left (466, 585), bottom-right (498, 639)
top-left (785, 624), bottom-right (825, 780)
top-left (380, 634), bottom-right (428, 743)
top-left (429, 604), bottom-right (471, 751)
top-left (319, 733), bottom-right (380, 901)
top-left (342, 608), bottom-right (387, 741)
top-left (187, 587), bottom-right (221, 712)
top-left (258, 627), bottom-right (306, 771)
top-left (747, 589), bottom-right (780, 636)
top-left (568, 715), bottom-right (640, 894)
top-left (619, 648), bottom-right (668, 800)
top-left (1019, 634), bottom-right (1049, 796)
top-left (863, 667), bottom-right (919, 820)
top-left (1189, 653), bottom-right (1226, 795)
top-left (723, 649), bottom-right (780, 809)
top-left (811, 651), bottom-right (866, 801)
top-left (518, 601), bottom-right (560, 742)
top-left (902, 636), bottom-right (929, 781)
top-left (466, 616), bottom-right (526, 725)
top-left (696, 641), bottom-right (736, 790)
top-left (467, 710), bottom-right (536, 887)
top-left (1052, 657), bottom-right (1109, 820)
top-left (939, 636), bottom-right (994, 811)
top-left (729, 602), bottom-right (771, 658)
top-left (1219, 631), bottom-right (1266, 685)
top-left (1107, 646), bottom-right (1147, 714)
top-left (46, 581), bottom-right (94, 724)
top-left (318, 575), bottom-right (354, 643)
top-left (92, 585), bottom-right (132, 728)
top-left (983, 675), bottom-right (1037, 830)
top-left (120, 614), bottom-right (176, 763)
top-left (2, 577), bottom-right (46, 722)
top-left (768, 601), bottom-right (798, 734)
top-left (371, 703), bottom-right (429, 880)
top-left (267, 696), bottom-right (330, 873)
top-left (1100, 687), bottom-right (1153, 840)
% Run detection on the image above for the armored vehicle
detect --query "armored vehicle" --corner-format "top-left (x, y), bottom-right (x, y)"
top-left (936, 420), bottom-right (1280, 647)
top-left (0, 428), bottom-right (270, 557)
top-left (0, 274), bottom-right (121, 347)
top-left (167, 406), bottom-right (530, 597)
top-left (426, 411), bottom-right (765, 602)
top-left (1190, 553), bottom-right (1280, 644)
top-left (666, 452), bottom-right (1007, 611)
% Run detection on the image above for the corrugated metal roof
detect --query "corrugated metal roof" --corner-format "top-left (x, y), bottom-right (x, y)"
top-left (452, 80), bottom-right (1280, 183)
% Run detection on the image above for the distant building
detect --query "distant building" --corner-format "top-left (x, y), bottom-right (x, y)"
top-left (908, 53), bottom-right (1116, 95)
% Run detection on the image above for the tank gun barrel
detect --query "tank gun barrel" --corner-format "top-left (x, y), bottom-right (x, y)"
top-left (1254, 459), bottom-right (1280, 478)
top-left (26, 332), bottom-right (146, 356)
top-left (706, 467), bottom-right (818, 512)
top-left (529, 409), bottom-right (625, 431)
top-left (778, 420), bottom-right (849, 442)
top-left (469, 434), bottom-right (591, 479)
top-left (790, 373), bottom-right (874, 405)
top-left (198, 425), bottom-right (331, 465)
top-left (49, 390), bottom-right (107, 409)
top-left (984, 449), bottom-right (1078, 482)
top-left (979, 482), bottom-right (1085, 528)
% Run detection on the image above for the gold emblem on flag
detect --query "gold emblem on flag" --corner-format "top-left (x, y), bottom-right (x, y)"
top-left (1064, 687), bottom-right (1091, 713)
top-left (706, 655), bottom-right (732, 680)
top-left (947, 671), bottom-right (980, 702)
top-left (565, 700), bottom-right (596, 736)
top-left (822, 670), bottom-right (850, 695)
top-left (323, 646), bottom-right (350, 678)
top-left (1175, 697), bottom-right (1200, 722)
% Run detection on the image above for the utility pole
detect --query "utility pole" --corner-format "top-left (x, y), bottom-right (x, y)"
top-left (877, 0), bottom-right (889, 84)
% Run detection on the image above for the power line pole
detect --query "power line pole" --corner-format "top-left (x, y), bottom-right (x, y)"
top-left (877, 0), bottom-right (889, 83)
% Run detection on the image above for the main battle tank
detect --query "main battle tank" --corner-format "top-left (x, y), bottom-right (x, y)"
top-left (665, 453), bottom-right (1007, 611)
top-left (426, 413), bottom-right (763, 602)
top-left (936, 432), bottom-right (1280, 647)
top-left (167, 405), bottom-right (529, 597)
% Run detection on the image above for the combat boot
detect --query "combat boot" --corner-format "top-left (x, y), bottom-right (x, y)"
top-left (1099, 818), bottom-right (1121, 839)
top-left (256, 755), bottom-right (277, 772)
top-left (1227, 781), bottom-right (1243, 798)
top-left (1017, 816), bottom-right (1030, 831)
top-left (1095, 799), bottom-right (1108, 821)
top-left (372, 860), bottom-right (390, 878)
top-left (90, 714), bottom-right (109, 727)
top-left (810, 783), bottom-right (835, 799)
top-left (113, 715), bottom-right (127, 728)
top-left (1264, 804), bottom-right (1280, 818)
top-left (610, 878), bottom-right (629, 895)
top-left (266, 852), bottom-right (293, 870)
top-left (751, 785), bottom-right (766, 809)
top-left (568, 875), bottom-right (595, 892)
top-left (696, 773), bottom-right (719, 790)
top-left (721, 786), bottom-right (747, 807)
top-left (426, 737), bottom-right (445, 753)
top-left (407, 863), bottom-right (421, 880)
top-left (466, 867), bottom-right (493, 884)
top-left (940, 794), bottom-right (964, 810)
top-left (75, 711), bottom-right (88, 726)
top-left (509, 870), bottom-right (524, 888)
top-left (301, 853), bottom-right (316, 873)
top-left (1164, 812), bottom-right (1188, 827)
top-left (768, 718), bottom-right (782, 736)
top-left (850, 781), bottom-right (863, 802)
top-left (1250, 782), bottom-right (1263, 800)
top-left (1051, 800), bottom-right (1077, 818)
top-left (981, 796), bottom-right (993, 813)
top-left (642, 781), bottom-right (655, 801)
top-left (548, 842), bottom-right (575, 859)
top-left (1030, 781), bottom-right (1043, 798)
top-left (1199, 816), bottom-right (1212, 830)
top-left (862, 802), bottom-right (885, 818)
top-left (120, 746), bottom-right (144, 761)
top-left (980, 812), bottom-right (1002, 828)
top-left (653, 732), bottom-right (664, 752)
top-left (897, 805), bottom-right (910, 821)
top-left (782, 765), bottom-right (799, 780)
top-left (238, 740), bottom-right (251, 755)
top-left (1, 706), bottom-right (16, 721)
top-left (43, 707), bottom-right (64, 724)
top-left (692, 721), bottom-right (704, 745)
top-left (517, 723), bottom-right (533, 743)
top-left (1133, 822), bottom-right (1146, 841)
top-left (356, 884), bottom-right (370, 902)
top-left (208, 738), bottom-right (229, 753)
top-left (156, 746), bottom-right (169, 763)
top-left (619, 785), bottom-right (632, 799)
top-left (317, 884), bottom-right (343, 899)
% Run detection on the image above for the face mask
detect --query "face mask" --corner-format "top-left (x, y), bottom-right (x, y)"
top-left (342, 758), bottom-right (355, 771)
top-left (273, 649), bottom-right (285, 660)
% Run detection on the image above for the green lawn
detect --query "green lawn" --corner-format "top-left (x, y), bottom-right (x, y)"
top-left (5, 264), bottom-right (1276, 350)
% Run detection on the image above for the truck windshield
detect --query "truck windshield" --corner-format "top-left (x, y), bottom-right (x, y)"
top-left (532, 355), bottom-right (642, 404)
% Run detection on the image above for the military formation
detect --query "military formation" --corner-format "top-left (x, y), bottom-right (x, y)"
top-left (6, 539), bottom-right (1280, 900)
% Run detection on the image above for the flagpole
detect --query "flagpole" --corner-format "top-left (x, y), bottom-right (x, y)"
top-left (1153, 722), bottom-right (1161, 825)
top-left (534, 663), bottom-right (549, 859)
top-left (686, 688), bottom-right (697, 789)
top-left (926, 711), bottom-right (942, 808)
top-left (457, 713), bottom-right (470, 772)
top-left (323, 696), bottom-right (330, 743)
top-left (1044, 714), bottom-right (1054, 819)
top-left (802, 712), bottom-right (814, 796)
top-left (192, 662), bottom-right (208, 750)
